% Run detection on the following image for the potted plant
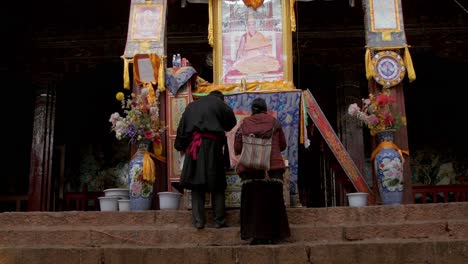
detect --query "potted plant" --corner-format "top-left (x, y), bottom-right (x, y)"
top-left (109, 87), bottom-right (166, 210)
top-left (348, 89), bottom-right (408, 205)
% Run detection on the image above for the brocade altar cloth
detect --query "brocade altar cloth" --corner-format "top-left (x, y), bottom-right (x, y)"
top-left (224, 91), bottom-right (301, 195)
top-left (165, 66), bottom-right (197, 95)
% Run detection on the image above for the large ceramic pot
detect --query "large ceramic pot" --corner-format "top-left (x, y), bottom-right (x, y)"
top-left (128, 140), bottom-right (154, 211)
top-left (372, 130), bottom-right (404, 205)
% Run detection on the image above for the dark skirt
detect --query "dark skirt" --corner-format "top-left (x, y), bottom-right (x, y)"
top-left (240, 170), bottom-right (291, 241)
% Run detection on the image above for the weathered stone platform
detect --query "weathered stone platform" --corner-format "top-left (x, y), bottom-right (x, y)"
top-left (1, 203), bottom-right (467, 263)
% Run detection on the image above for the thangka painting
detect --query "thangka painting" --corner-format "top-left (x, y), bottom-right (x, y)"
top-left (212, 0), bottom-right (293, 84)
top-left (363, 0), bottom-right (407, 46)
top-left (123, 0), bottom-right (167, 58)
top-left (225, 91), bottom-right (301, 194)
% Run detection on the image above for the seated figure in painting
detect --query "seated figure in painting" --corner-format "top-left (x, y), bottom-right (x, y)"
top-left (229, 15), bottom-right (280, 75)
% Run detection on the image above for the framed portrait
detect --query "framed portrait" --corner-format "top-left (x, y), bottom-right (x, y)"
top-left (213, 0), bottom-right (293, 84)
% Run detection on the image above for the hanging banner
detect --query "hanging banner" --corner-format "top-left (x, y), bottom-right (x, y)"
top-left (363, 0), bottom-right (415, 84)
top-left (363, 0), bottom-right (406, 47)
top-left (122, 0), bottom-right (167, 58)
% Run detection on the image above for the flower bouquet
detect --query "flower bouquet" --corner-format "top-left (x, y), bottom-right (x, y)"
top-left (347, 90), bottom-right (406, 136)
top-left (109, 87), bottom-right (165, 144)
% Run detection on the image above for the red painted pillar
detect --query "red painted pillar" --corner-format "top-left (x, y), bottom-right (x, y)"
top-left (28, 91), bottom-right (56, 211)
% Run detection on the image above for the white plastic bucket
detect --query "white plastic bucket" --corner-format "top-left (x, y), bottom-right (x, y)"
top-left (104, 188), bottom-right (129, 200)
top-left (346, 192), bottom-right (369, 207)
top-left (157, 192), bottom-right (182, 210)
top-left (118, 199), bottom-right (131, 211)
top-left (98, 197), bottom-right (118, 211)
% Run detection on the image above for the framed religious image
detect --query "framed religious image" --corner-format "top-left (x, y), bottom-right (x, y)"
top-left (369, 0), bottom-right (401, 32)
top-left (168, 138), bottom-right (183, 181)
top-left (168, 96), bottom-right (189, 136)
top-left (213, 0), bottom-right (293, 84)
top-left (372, 50), bottom-right (406, 88)
top-left (130, 4), bottom-right (163, 41)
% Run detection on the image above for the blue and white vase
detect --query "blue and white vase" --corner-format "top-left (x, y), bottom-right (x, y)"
top-left (373, 130), bottom-right (404, 205)
top-left (128, 140), bottom-right (154, 211)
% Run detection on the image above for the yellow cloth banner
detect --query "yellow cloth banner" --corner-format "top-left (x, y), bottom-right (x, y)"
top-left (404, 46), bottom-right (416, 82)
top-left (158, 55), bottom-right (166, 91)
top-left (365, 48), bottom-right (375, 80)
top-left (131, 150), bottom-right (157, 183)
top-left (122, 57), bottom-right (132, 90)
top-left (194, 80), bottom-right (296, 94)
top-left (290, 0), bottom-right (296, 32)
top-left (208, 0), bottom-right (214, 47)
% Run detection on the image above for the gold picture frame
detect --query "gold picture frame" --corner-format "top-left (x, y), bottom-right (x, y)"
top-left (212, 0), bottom-right (293, 85)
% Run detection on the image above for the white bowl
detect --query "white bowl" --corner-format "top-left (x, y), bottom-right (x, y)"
top-left (104, 188), bottom-right (129, 199)
top-left (99, 196), bottom-right (118, 211)
top-left (118, 199), bottom-right (131, 211)
top-left (346, 192), bottom-right (369, 207)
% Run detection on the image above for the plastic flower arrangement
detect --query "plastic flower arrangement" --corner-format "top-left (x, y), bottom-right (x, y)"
top-left (109, 87), bottom-right (165, 144)
top-left (348, 90), bottom-right (406, 136)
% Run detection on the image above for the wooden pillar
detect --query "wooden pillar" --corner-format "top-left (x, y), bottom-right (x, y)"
top-left (392, 84), bottom-right (413, 204)
top-left (28, 90), bottom-right (56, 211)
top-left (336, 67), bottom-right (366, 178)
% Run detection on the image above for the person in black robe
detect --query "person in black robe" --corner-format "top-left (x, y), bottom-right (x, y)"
top-left (175, 90), bottom-right (237, 229)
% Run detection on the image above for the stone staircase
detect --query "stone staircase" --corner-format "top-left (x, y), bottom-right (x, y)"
top-left (1, 203), bottom-right (467, 264)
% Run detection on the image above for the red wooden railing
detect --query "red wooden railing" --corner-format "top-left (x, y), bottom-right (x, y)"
top-left (62, 185), bottom-right (103, 211)
top-left (412, 185), bottom-right (468, 204)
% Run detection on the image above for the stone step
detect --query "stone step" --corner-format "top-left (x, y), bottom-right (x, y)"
top-left (1, 203), bottom-right (467, 228)
top-left (1, 238), bottom-right (467, 264)
top-left (2, 220), bottom-right (467, 247)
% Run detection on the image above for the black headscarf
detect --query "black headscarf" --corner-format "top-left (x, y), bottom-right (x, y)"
top-left (209, 90), bottom-right (225, 101)
top-left (251, 98), bottom-right (267, 115)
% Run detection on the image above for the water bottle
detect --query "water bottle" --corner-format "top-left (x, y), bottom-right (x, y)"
top-left (172, 54), bottom-right (177, 68)
top-left (176, 54), bottom-right (181, 67)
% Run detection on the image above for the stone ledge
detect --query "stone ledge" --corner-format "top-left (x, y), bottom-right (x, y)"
top-left (1, 239), bottom-right (467, 264)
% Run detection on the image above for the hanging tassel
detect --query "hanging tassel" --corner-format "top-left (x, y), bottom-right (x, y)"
top-left (130, 149), bottom-right (156, 183)
top-left (142, 151), bottom-right (156, 183)
top-left (290, 0), bottom-right (296, 32)
top-left (365, 48), bottom-right (375, 80)
top-left (122, 57), bottom-right (131, 89)
top-left (146, 83), bottom-right (156, 105)
top-left (208, 0), bottom-right (214, 47)
top-left (153, 137), bottom-right (163, 156)
top-left (157, 55), bottom-right (165, 91)
top-left (404, 46), bottom-right (416, 82)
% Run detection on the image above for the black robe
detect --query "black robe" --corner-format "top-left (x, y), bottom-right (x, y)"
top-left (174, 94), bottom-right (237, 192)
